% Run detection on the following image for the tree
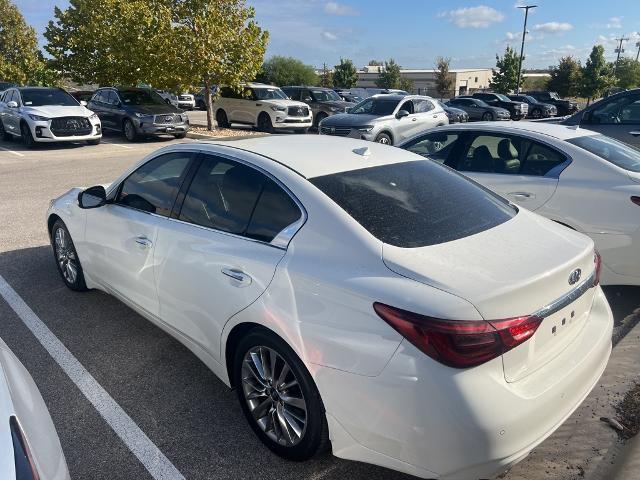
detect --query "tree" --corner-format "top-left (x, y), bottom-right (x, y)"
top-left (375, 59), bottom-right (401, 89)
top-left (256, 56), bottom-right (318, 86)
top-left (399, 77), bottom-right (414, 93)
top-left (368, 60), bottom-right (383, 66)
top-left (580, 45), bottom-right (615, 104)
top-left (332, 58), bottom-right (358, 89)
top-left (616, 58), bottom-right (640, 89)
top-left (547, 56), bottom-right (582, 97)
top-left (0, 0), bottom-right (42, 84)
top-left (319, 63), bottom-right (333, 88)
top-left (435, 56), bottom-right (453, 98)
top-left (489, 46), bottom-right (521, 93)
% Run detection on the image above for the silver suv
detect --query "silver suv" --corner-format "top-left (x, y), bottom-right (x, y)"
top-left (318, 94), bottom-right (448, 145)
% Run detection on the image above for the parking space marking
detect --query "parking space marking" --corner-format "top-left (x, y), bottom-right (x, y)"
top-left (0, 146), bottom-right (25, 157)
top-left (0, 274), bottom-right (185, 480)
top-left (101, 141), bottom-right (134, 149)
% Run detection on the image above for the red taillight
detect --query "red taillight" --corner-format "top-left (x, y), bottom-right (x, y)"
top-left (593, 250), bottom-right (602, 286)
top-left (631, 196), bottom-right (640, 206)
top-left (373, 302), bottom-right (543, 369)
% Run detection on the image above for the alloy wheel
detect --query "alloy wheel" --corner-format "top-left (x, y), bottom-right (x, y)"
top-left (241, 346), bottom-right (307, 447)
top-left (124, 120), bottom-right (136, 141)
top-left (54, 227), bottom-right (78, 284)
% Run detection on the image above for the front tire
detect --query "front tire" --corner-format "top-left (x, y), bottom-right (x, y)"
top-left (51, 220), bottom-right (87, 291)
top-left (234, 329), bottom-right (329, 461)
top-left (216, 109), bottom-right (230, 129)
top-left (531, 108), bottom-right (542, 119)
top-left (374, 132), bottom-right (392, 145)
top-left (123, 119), bottom-right (138, 142)
top-left (257, 113), bottom-right (273, 133)
top-left (21, 122), bottom-right (36, 148)
top-left (482, 111), bottom-right (494, 121)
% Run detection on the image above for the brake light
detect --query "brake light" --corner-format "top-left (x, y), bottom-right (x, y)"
top-left (10, 416), bottom-right (40, 480)
top-left (373, 303), bottom-right (542, 368)
top-left (593, 250), bottom-right (602, 286)
top-left (631, 196), bottom-right (640, 207)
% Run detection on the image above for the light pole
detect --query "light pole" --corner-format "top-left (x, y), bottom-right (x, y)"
top-left (516, 5), bottom-right (537, 94)
top-left (613, 36), bottom-right (629, 76)
top-left (636, 40), bottom-right (640, 62)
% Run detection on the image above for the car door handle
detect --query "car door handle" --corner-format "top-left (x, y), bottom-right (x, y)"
top-left (221, 267), bottom-right (252, 286)
top-left (433, 114), bottom-right (438, 118)
top-left (508, 192), bottom-right (535, 199)
top-left (412, 117), bottom-right (417, 121)
top-left (255, 103), bottom-right (262, 106)
top-left (134, 236), bottom-right (153, 248)
top-left (629, 131), bottom-right (640, 137)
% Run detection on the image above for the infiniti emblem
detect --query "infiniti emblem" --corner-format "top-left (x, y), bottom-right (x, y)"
top-left (568, 268), bottom-right (582, 285)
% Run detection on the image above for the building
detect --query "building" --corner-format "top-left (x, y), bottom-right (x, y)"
top-left (356, 65), bottom-right (493, 98)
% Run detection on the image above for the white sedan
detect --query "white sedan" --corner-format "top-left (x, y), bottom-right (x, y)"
top-left (47, 136), bottom-right (612, 479)
top-left (400, 122), bottom-right (640, 286)
top-left (0, 337), bottom-right (70, 480)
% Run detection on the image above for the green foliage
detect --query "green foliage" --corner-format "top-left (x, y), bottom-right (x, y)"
top-left (0, 0), bottom-right (41, 84)
top-left (616, 58), bottom-right (640, 89)
top-left (580, 45), bottom-right (615, 101)
top-left (521, 76), bottom-right (549, 92)
top-left (29, 54), bottom-right (62, 87)
top-left (368, 60), bottom-right (383, 66)
top-left (375, 59), bottom-right (401, 89)
top-left (257, 56), bottom-right (318, 86)
top-left (547, 56), bottom-right (582, 97)
top-left (435, 56), bottom-right (453, 98)
top-left (399, 77), bottom-right (414, 93)
top-left (319, 65), bottom-right (333, 88)
top-left (489, 46), bottom-right (521, 94)
top-left (332, 58), bottom-right (358, 89)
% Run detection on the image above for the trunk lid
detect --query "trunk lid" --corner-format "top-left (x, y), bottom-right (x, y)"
top-left (382, 210), bottom-right (597, 382)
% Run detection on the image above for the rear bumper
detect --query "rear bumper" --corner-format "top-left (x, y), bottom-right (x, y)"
top-left (317, 287), bottom-right (613, 479)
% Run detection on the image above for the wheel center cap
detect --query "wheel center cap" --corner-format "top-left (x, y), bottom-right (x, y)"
top-left (270, 389), bottom-right (279, 402)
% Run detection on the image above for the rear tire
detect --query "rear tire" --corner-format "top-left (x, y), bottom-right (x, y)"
top-left (216, 109), bottom-right (230, 129)
top-left (257, 113), bottom-right (273, 133)
top-left (21, 122), bottom-right (36, 148)
top-left (123, 119), bottom-right (138, 142)
top-left (374, 132), bottom-right (392, 145)
top-left (531, 108), bottom-right (542, 119)
top-left (233, 328), bottom-right (329, 461)
top-left (51, 220), bottom-right (88, 292)
top-left (482, 111), bottom-right (494, 121)
top-left (0, 120), bottom-right (11, 141)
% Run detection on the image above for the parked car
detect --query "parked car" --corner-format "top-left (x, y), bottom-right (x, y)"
top-left (523, 91), bottom-right (579, 116)
top-left (70, 90), bottom-right (95, 103)
top-left (319, 94), bottom-right (448, 145)
top-left (0, 81), bottom-right (17, 91)
top-left (470, 92), bottom-right (528, 120)
top-left (48, 135), bottom-right (612, 480)
top-left (445, 97), bottom-right (511, 121)
top-left (212, 83), bottom-right (312, 133)
top-left (0, 87), bottom-right (102, 147)
top-left (177, 93), bottom-right (195, 110)
top-left (335, 91), bottom-right (362, 103)
top-left (399, 122), bottom-right (640, 286)
top-left (559, 88), bottom-right (640, 148)
top-left (439, 101), bottom-right (469, 123)
top-left (156, 90), bottom-right (179, 108)
top-left (281, 86), bottom-right (351, 128)
top-left (88, 87), bottom-right (189, 141)
top-left (0, 336), bottom-right (71, 480)
top-left (508, 94), bottom-right (557, 119)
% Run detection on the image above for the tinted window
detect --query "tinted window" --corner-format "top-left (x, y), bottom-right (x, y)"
top-left (119, 89), bottom-right (166, 106)
top-left (398, 100), bottom-right (414, 114)
top-left (179, 157), bottom-right (264, 235)
top-left (586, 95), bottom-right (640, 125)
top-left (351, 98), bottom-right (399, 115)
top-left (253, 87), bottom-right (288, 100)
top-left (520, 141), bottom-right (566, 176)
top-left (117, 152), bottom-right (192, 215)
top-left (20, 88), bottom-right (78, 106)
top-left (283, 88), bottom-right (300, 101)
top-left (220, 87), bottom-right (242, 99)
top-left (310, 160), bottom-right (516, 248)
top-left (568, 134), bottom-right (640, 172)
top-left (414, 100), bottom-right (434, 113)
top-left (403, 133), bottom-right (461, 163)
top-left (246, 179), bottom-right (302, 242)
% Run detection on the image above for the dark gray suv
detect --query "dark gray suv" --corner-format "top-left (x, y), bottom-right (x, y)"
top-left (282, 86), bottom-right (352, 128)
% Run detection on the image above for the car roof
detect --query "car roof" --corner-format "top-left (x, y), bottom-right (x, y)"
top-left (200, 135), bottom-right (422, 178)
top-left (432, 121), bottom-right (600, 141)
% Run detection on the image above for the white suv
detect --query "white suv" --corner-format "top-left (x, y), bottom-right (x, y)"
top-left (212, 83), bottom-right (312, 133)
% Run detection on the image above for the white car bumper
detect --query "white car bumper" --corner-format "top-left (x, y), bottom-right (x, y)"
top-left (29, 117), bottom-right (102, 143)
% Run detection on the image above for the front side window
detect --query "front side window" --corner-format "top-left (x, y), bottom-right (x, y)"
top-left (414, 99), bottom-right (434, 113)
top-left (585, 95), bottom-right (640, 125)
top-left (253, 87), bottom-right (288, 100)
top-left (310, 89), bottom-right (341, 102)
top-left (350, 98), bottom-right (399, 116)
top-left (310, 160), bottom-right (516, 248)
top-left (179, 156), bottom-right (301, 242)
top-left (117, 152), bottom-right (193, 215)
top-left (20, 89), bottom-right (78, 107)
top-left (568, 134), bottom-right (640, 172)
top-left (403, 132), bottom-right (461, 163)
top-left (119, 89), bottom-right (167, 106)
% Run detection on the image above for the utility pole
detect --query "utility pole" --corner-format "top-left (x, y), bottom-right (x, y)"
top-left (635, 39), bottom-right (640, 62)
top-left (516, 5), bottom-right (537, 93)
top-left (613, 35), bottom-right (629, 76)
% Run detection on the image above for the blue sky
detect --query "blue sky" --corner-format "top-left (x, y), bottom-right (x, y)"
top-left (14, 0), bottom-right (640, 69)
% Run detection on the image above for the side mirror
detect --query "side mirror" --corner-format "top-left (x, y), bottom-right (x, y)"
top-left (78, 185), bottom-right (107, 209)
top-left (7, 101), bottom-right (17, 108)
top-left (80, 100), bottom-right (87, 106)
top-left (396, 110), bottom-right (410, 119)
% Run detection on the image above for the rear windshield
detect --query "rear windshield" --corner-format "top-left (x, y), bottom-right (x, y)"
top-left (310, 160), bottom-right (517, 248)
top-left (568, 134), bottom-right (640, 173)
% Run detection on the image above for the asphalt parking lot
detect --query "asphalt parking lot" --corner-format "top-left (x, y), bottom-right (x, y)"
top-left (0, 132), bottom-right (638, 480)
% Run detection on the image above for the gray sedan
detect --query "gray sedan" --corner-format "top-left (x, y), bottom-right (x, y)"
top-left (446, 97), bottom-right (511, 121)
top-left (318, 94), bottom-right (448, 145)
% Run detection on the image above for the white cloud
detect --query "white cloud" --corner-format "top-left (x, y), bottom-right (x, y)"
top-left (321, 30), bottom-right (339, 41)
top-left (607, 16), bottom-right (623, 29)
top-left (437, 5), bottom-right (505, 29)
top-left (533, 22), bottom-right (573, 34)
top-left (324, 2), bottom-right (358, 16)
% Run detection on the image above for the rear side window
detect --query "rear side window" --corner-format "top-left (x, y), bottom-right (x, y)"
top-left (246, 179), bottom-right (301, 242)
top-left (568, 134), bottom-right (640, 172)
top-left (310, 160), bottom-right (516, 248)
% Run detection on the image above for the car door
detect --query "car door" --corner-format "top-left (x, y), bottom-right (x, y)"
top-left (2, 90), bottom-right (18, 134)
top-left (581, 93), bottom-right (640, 147)
top-left (453, 132), bottom-right (562, 211)
top-left (87, 91), bottom-right (108, 127)
top-left (82, 151), bottom-right (195, 316)
top-left (394, 99), bottom-right (419, 142)
top-left (404, 99), bottom-right (438, 139)
top-left (153, 153), bottom-right (303, 360)
top-left (460, 99), bottom-right (482, 120)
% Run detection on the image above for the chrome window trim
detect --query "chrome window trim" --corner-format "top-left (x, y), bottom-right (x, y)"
top-left (533, 269), bottom-right (596, 319)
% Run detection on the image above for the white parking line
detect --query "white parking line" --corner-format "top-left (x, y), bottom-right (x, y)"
top-left (0, 274), bottom-right (185, 480)
top-left (100, 141), bottom-right (134, 149)
top-left (0, 146), bottom-right (25, 157)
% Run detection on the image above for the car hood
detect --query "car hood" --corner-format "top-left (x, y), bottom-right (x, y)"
top-left (261, 99), bottom-right (308, 109)
top-left (321, 113), bottom-right (387, 126)
top-left (22, 105), bottom-right (94, 118)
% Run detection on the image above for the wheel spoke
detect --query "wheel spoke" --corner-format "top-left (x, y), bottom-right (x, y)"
top-left (276, 363), bottom-right (290, 389)
top-left (280, 393), bottom-right (306, 411)
top-left (281, 406), bottom-right (304, 438)
top-left (249, 351), bottom-right (267, 381)
top-left (67, 261), bottom-right (77, 282)
top-left (276, 403), bottom-right (295, 444)
top-left (251, 397), bottom-right (271, 421)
